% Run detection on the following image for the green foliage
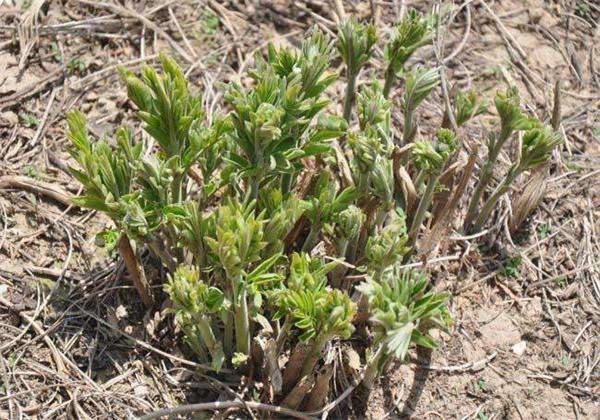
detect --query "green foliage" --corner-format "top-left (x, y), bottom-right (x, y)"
top-left (50, 42), bottom-right (62, 62)
top-left (519, 127), bottom-right (562, 170)
top-left (385, 10), bottom-right (432, 74)
top-left (67, 111), bottom-right (142, 226)
top-left (165, 266), bottom-right (226, 371)
top-left (452, 89), bottom-right (487, 127)
top-left (119, 54), bottom-right (206, 164)
top-left (304, 171), bottom-right (357, 250)
top-left (205, 199), bottom-right (266, 278)
top-left (225, 30), bottom-right (343, 195)
top-left (95, 229), bottom-right (120, 258)
top-left (365, 210), bottom-right (409, 273)
top-left (65, 9), bottom-right (562, 406)
top-left (20, 113), bottom-right (39, 128)
top-left (337, 18), bottom-right (378, 77)
top-left (402, 66), bottom-right (440, 144)
top-left (502, 256), bottom-right (522, 278)
top-left (277, 255), bottom-right (354, 342)
top-left (413, 129), bottom-right (457, 174)
top-left (357, 81), bottom-right (391, 132)
top-left (464, 87), bottom-right (561, 233)
top-left (199, 9), bottom-right (220, 36)
top-left (495, 87), bottom-right (538, 142)
top-left (383, 9), bottom-right (433, 97)
top-left (334, 205), bottom-right (364, 242)
top-left (338, 18), bottom-right (378, 121)
top-left (359, 268), bottom-right (450, 360)
top-left (537, 223), bottom-right (550, 240)
top-left (68, 58), bottom-right (86, 74)
top-left (22, 165), bottom-right (39, 179)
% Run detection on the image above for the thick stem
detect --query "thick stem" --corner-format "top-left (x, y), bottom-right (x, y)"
top-left (463, 159), bottom-right (494, 232)
top-left (471, 167), bottom-right (519, 232)
top-left (413, 169), bottom-right (426, 193)
top-left (331, 238), bottom-right (349, 288)
top-left (171, 172), bottom-right (185, 204)
top-left (464, 131), bottom-right (512, 232)
top-left (302, 224), bottom-right (320, 252)
top-left (343, 71), bottom-right (357, 123)
top-left (300, 334), bottom-right (329, 378)
top-left (374, 206), bottom-right (389, 232)
top-left (357, 172), bottom-right (369, 197)
top-left (383, 66), bottom-right (396, 99)
top-left (281, 173), bottom-right (293, 196)
top-left (249, 177), bottom-right (260, 202)
top-left (402, 109), bottom-right (415, 147)
top-left (407, 173), bottom-right (439, 250)
top-left (361, 345), bottom-right (387, 390)
top-left (182, 323), bottom-right (208, 361)
top-left (149, 238), bottom-right (177, 273)
top-left (118, 234), bottom-right (154, 308)
top-left (224, 310), bottom-right (234, 360)
top-left (275, 316), bottom-right (292, 355)
top-left (234, 286), bottom-right (250, 356)
top-left (197, 315), bottom-right (224, 368)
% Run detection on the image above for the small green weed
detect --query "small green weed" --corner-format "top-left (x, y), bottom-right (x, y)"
top-left (477, 378), bottom-right (488, 392)
top-left (199, 10), bottom-right (219, 36)
top-left (502, 256), bottom-right (522, 278)
top-left (23, 165), bottom-right (39, 179)
top-left (95, 229), bottom-right (120, 258)
top-left (20, 113), bottom-right (39, 128)
top-left (68, 58), bottom-right (86, 74)
top-left (537, 223), bottom-right (550, 239)
top-left (51, 42), bottom-right (63, 62)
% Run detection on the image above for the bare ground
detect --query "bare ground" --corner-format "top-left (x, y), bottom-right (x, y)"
top-left (0, 0), bottom-right (599, 419)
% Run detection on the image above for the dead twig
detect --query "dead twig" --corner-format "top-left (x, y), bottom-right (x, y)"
top-left (417, 351), bottom-right (497, 372)
top-left (29, 87), bottom-right (57, 146)
top-left (75, 0), bottom-right (193, 63)
top-left (479, 0), bottom-right (527, 59)
top-left (0, 175), bottom-right (74, 207)
top-left (443, 2), bottom-right (472, 64)
top-left (137, 400), bottom-right (316, 420)
top-left (0, 66), bottom-right (65, 111)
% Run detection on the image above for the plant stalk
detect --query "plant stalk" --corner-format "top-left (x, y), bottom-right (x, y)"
top-left (464, 132), bottom-right (512, 232)
top-left (118, 234), bottom-right (154, 307)
top-left (149, 238), bottom-right (177, 272)
top-left (234, 285), bottom-right (251, 356)
top-left (224, 310), bottom-right (234, 359)
top-left (362, 344), bottom-right (387, 390)
top-left (196, 315), bottom-right (224, 368)
top-left (302, 224), bottom-right (320, 252)
top-left (343, 71), bottom-right (357, 122)
top-left (471, 166), bottom-right (519, 232)
top-left (331, 238), bottom-right (350, 288)
top-left (463, 159), bottom-right (493, 232)
top-left (182, 324), bottom-right (208, 362)
top-left (275, 316), bottom-right (292, 354)
top-left (407, 173), bottom-right (439, 252)
top-left (383, 65), bottom-right (396, 99)
top-left (402, 109), bottom-right (415, 147)
top-left (300, 334), bottom-right (329, 378)
top-left (249, 177), bottom-right (260, 202)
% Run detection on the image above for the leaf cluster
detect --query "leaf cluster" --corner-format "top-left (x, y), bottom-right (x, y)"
top-left (66, 6), bottom-right (562, 407)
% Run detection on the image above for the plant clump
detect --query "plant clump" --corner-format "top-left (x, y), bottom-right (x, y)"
top-left (67, 7), bottom-right (561, 411)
